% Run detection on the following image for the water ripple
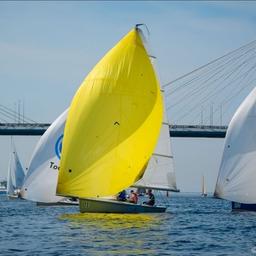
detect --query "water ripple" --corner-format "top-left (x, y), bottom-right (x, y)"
top-left (1, 194), bottom-right (256, 255)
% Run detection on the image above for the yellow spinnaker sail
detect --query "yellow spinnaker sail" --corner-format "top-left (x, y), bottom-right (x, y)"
top-left (57, 28), bottom-right (163, 198)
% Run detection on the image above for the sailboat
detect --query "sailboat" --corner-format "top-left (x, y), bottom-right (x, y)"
top-left (57, 25), bottom-right (171, 213)
top-left (20, 110), bottom-right (77, 205)
top-left (214, 87), bottom-right (256, 211)
top-left (7, 141), bottom-right (25, 199)
top-left (201, 175), bottom-right (207, 197)
top-left (21, 99), bottom-right (177, 205)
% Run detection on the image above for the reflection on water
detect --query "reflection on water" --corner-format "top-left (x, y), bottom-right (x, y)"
top-left (60, 212), bottom-right (162, 229)
top-left (60, 212), bottom-right (169, 255)
top-left (1, 194), bottom-right (256, 255)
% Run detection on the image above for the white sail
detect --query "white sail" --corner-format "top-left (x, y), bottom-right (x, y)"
top-left (7, 143), bottom-right (25, 196)
top-left (134, 94), bottom-right (178, 191)
top-left (7, 157), bottom-right (15, 196)
top-left (202, 175), bottom-right (207, 196)
top-left (214, 87), bottom-right (256, 203)
top-left (21, 110), bottom-right (67, 203)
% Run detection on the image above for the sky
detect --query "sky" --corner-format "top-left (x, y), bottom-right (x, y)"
top-left (0, 1), bottom-right (256, 192)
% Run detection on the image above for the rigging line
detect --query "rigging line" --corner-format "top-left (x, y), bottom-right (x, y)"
top-left (220, 67), bottom-right (256, 111)
top-left (193, 52), bottom-right (256, 103)
top-left (164, 44), bottom-right (256, 95)
top-left (0, 116), bottom-right (8, 123)
top-left (0, 104), bottom-right (27, 122)
top-left (0, 104), bottom-right (37, 123)
top-left (175, 66), bottom-right (255, 125)
top-left (0, 109), bottom-right (18, 122)
top-left (168, 51), bottom-right (256, 112)
top-left (0, 106), bottom-right (34, 124)
top-left (0, 105), bottom-right (24, 123)
top-left (204, 80), bottom-right (256, 125)
top-left (165, 52), bottom-right (256, 109)
top-left (200, 68), bottom-right (256, 124)
top-left (0, 107), bottom-right (20, 122)
top-left (166, 47), bottom-right (256, 108)
top-left (189, 61), bottom-right (256, 124)
top-left (162, 39), bottom-right (256, 88)
top-left (174, 64), bottom-right (256, 124)
top-left (164, 50), bottom-right (247, 96)
top-left (168, 48), bottom-right (254, 107)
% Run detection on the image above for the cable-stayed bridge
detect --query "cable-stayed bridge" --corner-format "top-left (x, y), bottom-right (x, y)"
top-left (1, 38), bottom-right (256, 138)
top-left (0, 123), bottom-right (228, 138)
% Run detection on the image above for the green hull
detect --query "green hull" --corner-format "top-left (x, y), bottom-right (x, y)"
top-left (79, 198), bottom-right (166, 213)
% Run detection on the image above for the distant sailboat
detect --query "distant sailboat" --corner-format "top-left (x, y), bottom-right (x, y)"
top-left (21, 110), bottom-right (77, 205)
top-left (201, 175), bottom-right (207, 197)
top-left (7, 141), bottom-right (25, 198)
top-left (57, 26), bottom-right (168, 213)
top-left (214, 87), bottom-right (256, 211)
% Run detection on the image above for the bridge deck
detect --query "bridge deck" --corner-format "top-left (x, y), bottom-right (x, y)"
top-left (0, 123), bottom-right (227, 138)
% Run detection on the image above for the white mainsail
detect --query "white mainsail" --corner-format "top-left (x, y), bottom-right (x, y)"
top-left (7, 143), bottom-right (25, 196)
top-left (21, 110), bottom-right (67, 203)
top-left (214, 87), bottom-right (256, 204)
top-left (7, 157), bottom-right (15, 196)
top-left (202, 175), bottom-right (207, 196)
top-left (134, 93), bottom-right (178, 191)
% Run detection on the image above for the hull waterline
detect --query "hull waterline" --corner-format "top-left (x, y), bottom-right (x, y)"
top-left (79, 198), bottom-right (166, 213)
top-left (232, 201), bottom-right (256, 211)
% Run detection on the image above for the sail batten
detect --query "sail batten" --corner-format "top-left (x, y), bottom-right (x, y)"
top-left (57, 28), bottom-right (163, 198)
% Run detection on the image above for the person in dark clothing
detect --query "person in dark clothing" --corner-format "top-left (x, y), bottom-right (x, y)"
top-left (143, 189), bottom-right (155, 206)
top-left (117, 190), bottom-right (127, 201)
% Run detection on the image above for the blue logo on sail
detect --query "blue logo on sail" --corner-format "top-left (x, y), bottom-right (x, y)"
top-left (55, 134), bottom-right (63, 160)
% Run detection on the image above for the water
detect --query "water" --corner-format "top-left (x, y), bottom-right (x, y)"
top-left (1, 193), bottom-right (256, 256)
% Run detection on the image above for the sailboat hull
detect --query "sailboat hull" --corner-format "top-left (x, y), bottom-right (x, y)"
top-left (232, 201), bottom-right (256, 211)
top-left (36, 202), bottom-right (78, 206)
top-left (36, 198), bottom-right (79, 206)
top-left (79, 198), bottom-right (166, 213)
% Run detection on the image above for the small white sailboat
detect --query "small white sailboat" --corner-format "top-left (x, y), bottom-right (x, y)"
top-left (214, 87), bottom-right (256, 211)
top-left (201, 175), bottom-right (207, 197)
top-left (57, 26), bottom-right (170, 213)
top-left (7, 142), bottom-right (25, 199)
top-left (20, 110), bottom-right (77, 205)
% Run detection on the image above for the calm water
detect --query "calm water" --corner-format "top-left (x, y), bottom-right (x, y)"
top-left (1, 193), bottom-right (256, 256)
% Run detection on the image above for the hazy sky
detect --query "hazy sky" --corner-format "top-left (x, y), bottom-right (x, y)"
top-left (0, 1), bottom-right (256, 192)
